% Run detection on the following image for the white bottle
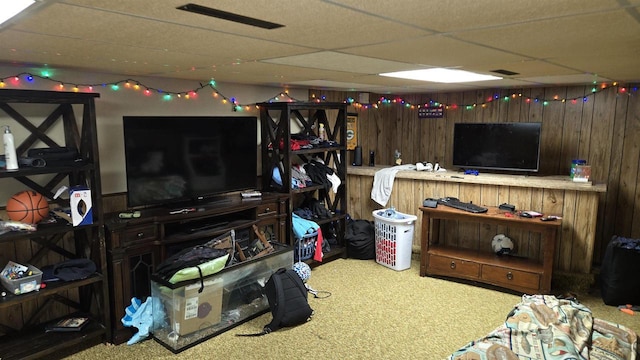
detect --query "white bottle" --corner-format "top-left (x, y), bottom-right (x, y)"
top-left (318, 123), bottom-right (326, 141)
top-left (3, 125), bottom-right (19, 170)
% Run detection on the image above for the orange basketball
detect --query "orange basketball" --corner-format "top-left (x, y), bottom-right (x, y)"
top-left (6, 190), bottom-right (49, 224)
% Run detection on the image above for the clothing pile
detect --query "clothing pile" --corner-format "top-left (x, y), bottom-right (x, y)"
top-left (303, 159), bottom-right (340, 192)
top-left (272, 158), bottom-right (341, 192)
top-left (293, 198), bottom-right (332, 220)
top-left (268, 133), bottom-right (339, 151)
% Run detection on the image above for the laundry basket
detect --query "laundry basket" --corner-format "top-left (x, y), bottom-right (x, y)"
top-left (372, 209), bottom-right (417, 271)
top-left (294, 231), bottom-right (318, 261)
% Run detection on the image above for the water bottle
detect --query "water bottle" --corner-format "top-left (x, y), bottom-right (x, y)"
top-left (318, 123), bottom-right (326, 141)
top-left (3, 125), bottom-right (19, 170)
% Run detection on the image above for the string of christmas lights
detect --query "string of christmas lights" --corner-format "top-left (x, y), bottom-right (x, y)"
top-left (1, 71), bottom-right (636, 112)
top-left (0, 71), bottom-right (305, 111)
top-left (317, 82), bottom-right (637, 110)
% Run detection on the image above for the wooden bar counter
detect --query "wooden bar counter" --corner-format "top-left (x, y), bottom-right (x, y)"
top-left (347, 165), bottom-right (606, 277)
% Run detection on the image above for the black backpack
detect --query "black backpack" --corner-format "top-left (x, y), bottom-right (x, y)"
top-left (238, 267), bottom-right (313, 336)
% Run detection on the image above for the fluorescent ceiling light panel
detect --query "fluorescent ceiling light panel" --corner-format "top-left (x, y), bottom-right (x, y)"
top-left (0, 0), bottom-right (35, 26)
top-left (380, 68), bottom-right (502, 83)
top-left (263, 51), bottom-right (418, 74)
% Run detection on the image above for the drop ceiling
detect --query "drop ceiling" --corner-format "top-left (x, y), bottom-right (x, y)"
top-left (1, 0), bottom-right (639, 93)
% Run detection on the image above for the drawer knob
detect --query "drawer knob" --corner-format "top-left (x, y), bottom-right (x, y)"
top-left (506, 272), bottom-right (513, 280)
top-left (137, 232), bottom-right (144, 238)
top-left (264, 207), bottom-right (270, 212)
top-left (450, 261), bottom-right (456, 269)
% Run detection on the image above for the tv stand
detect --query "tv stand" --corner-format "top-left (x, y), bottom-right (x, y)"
top-left (105, 192), bottom-right (289, 344)
top-left (168, 195), bottom-right (233, 212)
top-left (419, 205), bottom-right (561, 294)
top-left (187, 221), bottom-right (230, 233)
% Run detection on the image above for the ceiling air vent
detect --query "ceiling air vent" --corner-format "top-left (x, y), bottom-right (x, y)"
top-left (491, 69), bottom-right (519, 76)
top-left (177, 3), bottom-right (284, 29)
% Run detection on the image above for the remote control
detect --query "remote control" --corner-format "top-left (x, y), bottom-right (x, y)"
top-left (241, 190), bottom-right (262, 198)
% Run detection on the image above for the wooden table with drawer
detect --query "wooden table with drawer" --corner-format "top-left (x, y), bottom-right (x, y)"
top-left (419, 205), bottom-right (561, 294)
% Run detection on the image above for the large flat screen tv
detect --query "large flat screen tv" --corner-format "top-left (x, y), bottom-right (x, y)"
top-left (123, 116), bottom-right (258, 208)
top-left (452, 122), bottom-right (542, 172)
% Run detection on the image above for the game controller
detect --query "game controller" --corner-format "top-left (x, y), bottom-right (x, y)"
top-left (464, 169), bottom-right (479, 175)
top-left (423, 198), bottom-right (438, 208)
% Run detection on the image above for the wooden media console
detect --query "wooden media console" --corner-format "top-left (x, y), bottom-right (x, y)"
top-left (419, 205), bottom-right (561, 294)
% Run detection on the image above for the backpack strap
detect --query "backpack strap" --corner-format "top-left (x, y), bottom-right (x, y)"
top-left (196, 265), bottom-right (204, 293)
top-left (284, 269), bottom-right (308, 300)
top-left (236, 329), bottom-right (269, 337)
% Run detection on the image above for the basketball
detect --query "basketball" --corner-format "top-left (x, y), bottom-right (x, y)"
top-left (6, 190), bottom-right (49, 224)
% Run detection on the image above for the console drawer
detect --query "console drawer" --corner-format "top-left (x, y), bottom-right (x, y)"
top-left (256, 203), bottom-right (277, 217)
top-left (427, 254), bottom-right (480, 279)
top-left (481, 265), bottom-right (540, 290)
top-left (121, 225), bottom-right (158, 247)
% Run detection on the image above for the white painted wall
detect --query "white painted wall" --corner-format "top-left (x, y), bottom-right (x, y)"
top-left (0, 65), bottom-right (307, 201)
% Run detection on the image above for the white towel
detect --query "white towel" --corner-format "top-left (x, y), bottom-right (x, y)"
top-left (327, 172), bottom-right (341, 193)
top-left (370, 165), bottom-right (416, 206)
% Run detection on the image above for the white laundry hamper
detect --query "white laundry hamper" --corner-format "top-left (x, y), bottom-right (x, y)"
top-left (372, 209), bottom-right (417, 271)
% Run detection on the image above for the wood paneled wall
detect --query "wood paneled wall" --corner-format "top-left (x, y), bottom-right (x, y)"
top-left (311, 84), bottom-right (640, 265)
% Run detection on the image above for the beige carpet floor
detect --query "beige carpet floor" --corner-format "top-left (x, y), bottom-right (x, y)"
top-left (61, 258), bottom-right (639, 360)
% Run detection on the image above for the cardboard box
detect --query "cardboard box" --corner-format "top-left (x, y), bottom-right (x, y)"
top-left (163, 278), bottom-right (223, 336)
top-left (70, 186), bottom-right (93, 226)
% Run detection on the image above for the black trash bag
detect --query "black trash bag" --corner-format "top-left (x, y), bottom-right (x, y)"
top-left (345, 218), bottom-right (375, 260)
top-left (600, 235), bottom-right (640, 306)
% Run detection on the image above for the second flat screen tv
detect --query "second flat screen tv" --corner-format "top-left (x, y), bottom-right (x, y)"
top-left (123, 116), bottom-right (258, 208)
top-left (452, 122), bottom-right (542, 172)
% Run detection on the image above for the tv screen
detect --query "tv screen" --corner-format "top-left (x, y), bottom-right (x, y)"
top-left (452, 122), bottom-right (542, 172)
top-left (123, 116), bottom-right (258, 208)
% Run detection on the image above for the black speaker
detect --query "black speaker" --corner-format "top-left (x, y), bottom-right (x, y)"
top-left (352, 146), bottom-right (362, 166)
